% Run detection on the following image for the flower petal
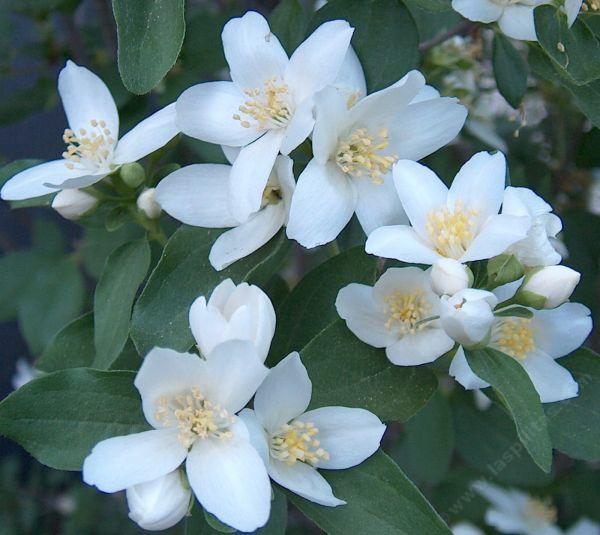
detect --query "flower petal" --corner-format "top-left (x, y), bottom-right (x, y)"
top-left (333, 46), bottom-right (367, 99)
top-left (386, 328), bottom-right (455, 366)
top-left (312, 86), bottom-right (348, 164)
top-left (451, 0), bottom-right (504, 23)
top-left (238, 408), bottom-right (270, 465)
top-left (450, 346), bottom-right (490, 389)
top-left (521, 349), bottom-right (579, 403)
top-left (280, 98), bottom-right (315, 155)
top-left (498, 5), bottom-right (537, 41)
top-left (365, 225), bottom-right (441, 264)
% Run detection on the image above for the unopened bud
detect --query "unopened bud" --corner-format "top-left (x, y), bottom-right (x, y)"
top-left (431, 258), bottom-right (471, 296)
top-left (120, 162), bottom-right (146, 188)
top-left (51, 189), bottom-right (98, 220)
top-left (137, 188), bottom-right (161, 219)
top-left (518, 265), bottom-right (580, 309)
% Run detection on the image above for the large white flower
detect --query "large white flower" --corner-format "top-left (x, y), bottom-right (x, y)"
top-left (176, 11), bottom-right (354, 223)
top-left (239, 353), bottom-right (385, 506)
top-left (187, 279), bottom-right (276, 362)
top-left (156, 154), bottom-right (294, 270)
top-left (1, 61), bottom-right (179, 201)
top-left (451, 0), bottom-right (582, 42)
top-left (83, 344), bottom-right (271, 532)
top-left (336, 267), bottom-right (455, 365)
top-left (286, 72), bottom-right (467, 248)
top-left (366, 152), bottom-right (531, 265)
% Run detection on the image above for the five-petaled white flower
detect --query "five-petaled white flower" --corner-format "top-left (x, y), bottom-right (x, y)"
top-left (176, 11), bottom-right (354, 223)
top-left (239, 353), bottom-right (385, 506)
top-left (1, 61), bottom-right (179, 201)
top-left (286, 71), bottom-right (467, 248)
top-left (366, 152), bottom-right (531, 265)
top-left (336, 267), bottom-right (455, 365)
top-left (83, 344), bottom-right (271, 532)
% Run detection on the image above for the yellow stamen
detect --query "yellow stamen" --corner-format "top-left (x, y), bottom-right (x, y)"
top-left (495, 318), bottom-right (535, 360)
top-left (62, 118), bottom-right (115, 170)
top-left (384, 290), bottom-right (432, 334)
top-left (425, 201), bottom-right (479, 259)
top-left (270, 421), bottom-right (329, 467)
top-left (526, 497), bottom-right (557, 524)
top-left (234, 76), bottom-right (292, 130)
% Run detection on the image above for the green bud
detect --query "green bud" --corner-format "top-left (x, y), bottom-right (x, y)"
top-left (120, 162), bottom-right (146, 188)
top-left (487, 254), bottom-right (524, 289)
top-left (513, 289), bottom-right (547, 309)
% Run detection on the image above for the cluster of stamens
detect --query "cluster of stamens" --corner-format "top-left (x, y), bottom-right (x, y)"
top-left (335, 127), bottom-right (397, 184)
top-left (261, 184), bottom-right (283, 207)
top-left (155, 388), bottom-right (235, 449)
top-left (383, 290), bottom-right (432, 333)
top-left (495, 318), bottom-right (535, 360)
top-left (426, 201), bottom-right (479, 258)
top-left (270, 420), bottom-right (329, 467)
top-left (62, 119), bottom-right (115, 170)
top-left (525, 497), bottom-right (557, 524)
top-left (233, 77), bottom-right (292, 130)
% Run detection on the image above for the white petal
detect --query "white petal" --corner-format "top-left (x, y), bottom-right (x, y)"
top-left (298, 406), bottom-right (385, 469)
top-left (274, 154), bottom-right (296, 216)
top-left (186, 431), bottom-right (271, 532)
top-left (565, 0), bottom-right (583, 27)
top-left (58, 60), bottom-right (118, 137)
top-left (221, 145), bottom-right (241, 164)
top-left (520, 349), bottom-right (579, 403)
top-left (154, 164), bottom-right (237, 227)
top-left (485, 510), bottom-right (533, 534)
top-left (386, 328), bottom-right (455, 366)
top-left (113, 103), bottom-right (179, 164)
top-left (451, 0), bottom-right (504, 23)
top-left (492, 278), bottom-right (523, 303)
top-left (222, 11), bottom-right (288, 90)
top-left (503, 186), bottom-right (552, 218)
top-left (312, 86), bottom-right (348, 164)
top-left (333, 46), bottom-right (367, 99)
top-left (285, 20), bottom-right (354, 104)
top-left (365, 225), bottom-right (441, 264)
top-left (188, 296), bottom-right (228, 357)
top-left (286, 160), bottom-right (356, 248)
top-left (472, 480), bottom-right (527, 512)
top-left (82, 429), bottom-right (187, 493)
top-left (176, 81), bottom-right (260, 146)
top-left (280, 98), bottom-right (315, 155)
top-left (372, 266), bottom-right (430, 303)
top-left (254, 352), bottom-right (312, 433)
top-left (449, 346), bottom-right (490, 390)
top-left (268, 459), bottom-right (345, 506)
top-left (566, 518), bottom-right (600, 535)
top-left (238, 408), bottom-right (270, 465)
top-left (498, 5), bottom-right (537, 41)
top-left (410, 84), bottom-right (440, 104)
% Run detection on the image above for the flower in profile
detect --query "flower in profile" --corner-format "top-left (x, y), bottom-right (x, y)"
top-left (239, 353), bottom-right (385, 506)
top-left (176, 11), bottom-right (354, 223)
top-left (519, 265), bottom-right (580, 309)
top-left (1, 61), bottom-right (179, 201)
top-left (51, 188), bottom-right (98, 220)
top-left (336, 267), bottom-right (454, 365)
top-left (83, 345), bottom-right (271, 532)
top-left (366, 152), bottom-right (531, 265)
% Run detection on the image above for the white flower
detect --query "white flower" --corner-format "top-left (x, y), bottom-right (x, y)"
top-left (188, 279), bottom-right (276, 362)
top-left (286, 72), bottom-right (467, 248)
top-left (431, 258), bottom-right (471, 296)
top-left (566, 518), bottom-right (600, 535)
top-left (520, 265), bottom-right (580, 309)
top-left (239, 353), bottom-right (385, 506)
top-left (11, 358), bottom-right (39, 390)
top-left (440, 288), bottom-right (498, 347)
top-left (156, 155), bottom-right (294, 270)
top-left (83, 344), bottom-right (271, 532)
top-left (502, 186), bottom-right (563, 267)
top-left (336, 267), bottom-right (455, 365)
top-left (51, 188), bottom-right (98, 220)
top-left (137, 188), bottom-right (162, 219)
top-left (1, 61), bottom-right (179, 201)
top-left (366, 152), bottom-right (531, 265)
top-left (473, 481), bottom-right (562, 535)
top-left (126, 470), bottom-right (192, 531)
top-left (452, 522), bottom-right (485, 535)
top-left (451, 0), bottom-right (582, 42)
top-left (176, 11), bottom-right (354, 223)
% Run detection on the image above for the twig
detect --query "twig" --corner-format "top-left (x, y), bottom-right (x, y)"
top-left (419, 21), bottom-right (477, 53)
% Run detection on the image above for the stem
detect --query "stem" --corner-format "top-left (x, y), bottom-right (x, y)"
top-left (130, 208), bottom-right (167, 246)
top-left (418, 21), bottom-right (477, 53)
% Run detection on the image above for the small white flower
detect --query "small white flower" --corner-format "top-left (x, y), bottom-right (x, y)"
top-left (520, 265), bottom-right (581, 308)
top-left (51, 188), bottom-right (98, 220)
top-left (137, 188), bottom-right (162, 219)
top-left (156, 155), bottom-right (294, 270)
top-left (431, 258), bottom-right (471, 296)
top-left (176, 11), bottom-right (354, 223)
top-left (336, 267), bottom-right (455, 365)
top-left (366, 152), bottom-right (531, 265)
top-left (239, 353), bottom-right (385, 506)
top-left (187, 279), bottom-right (276, 362)
top-left (286, 72), bottom-right (467, 248)
top-left (1, 61), bottom-right (179, 201)
top-left (83, 344), bottom-right (271, 532)
top-left (451, 522), bottom-right (485, 535)
top-left (566, 518), bottom-right (600, 535)
top-left (11, 358), bottom-right (39, 390)
top-left (126, 470), bottom-right (192, 531)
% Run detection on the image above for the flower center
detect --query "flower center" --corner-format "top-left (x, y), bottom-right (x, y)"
top-left (233, 76), bottom-right (292, 130)
top-left (261, 184), bottom-right (282, 208)
top-left (426, 201), bottom-right (479, 259)
top-left (384, 290), bottom-right (432, 333)
top-left (525, 497), bottom-right (557, 524)
top-left (495, 318), bottom-right (535, 360)
top-left (335, 127), bottom-right (398, 184)
top-left (62, 119), bottom-right (115, 170)
top-left (270, 420), bottom-right (329, 467)
top-left (155, 388), bottom-right (235, 448)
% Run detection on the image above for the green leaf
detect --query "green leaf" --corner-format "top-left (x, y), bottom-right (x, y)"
top-left (487, 254), bottom-right (524, 289)
top-left (32, 216), bottom-right (66, 254)
top-left (131, 227), bottom-right (290, 356)
top-left (94, 239), bottom-right (151, 369)
top-left (545, 348), bottom-right (600, 461)
top-left (301, 320), bottom-right (437, 422)
top-left (464, 347), bottom-right (553, 473)
top-left (289, 451), bottom-right (450, 535)
top-left (310, 0), bottom-right (419, 92)
top-left (406, 0), bottom-right (451, 12)
top-left (258, 488), bottom-right (287, 535)
top-left (203, 511), bottom-right (235, 533)
top-left (494, 306), bottom-right (533, 319)
top-left (492, 33), bottom-right (528, 108)
top-left (0, 369), bottom-right (149, 470)
top-left (112, 0), bottom-right (186, 94)
top-left (269, 0), bottom-right (308, 54)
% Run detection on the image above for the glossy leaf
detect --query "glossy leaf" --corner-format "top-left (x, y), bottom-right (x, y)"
top-left (269, 0), bottom-right (308, 54)
top-left (492, 32), bottom-right (528, 109)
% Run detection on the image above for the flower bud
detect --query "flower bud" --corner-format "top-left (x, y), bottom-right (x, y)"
top-left (126, 471), bottom-right (191, 531)
top-left (431, 258), bottom-right (471, 296)
top-left (120, 162), bottom-right (146, 188)
top-left (51, 189), bottom-right (98, 220)
top-left (440, 289), bottom-right (498, 347)
top-left (137, 188), bottom-right (161, 219)
top-left (519, 265), bottom-right (580, 309)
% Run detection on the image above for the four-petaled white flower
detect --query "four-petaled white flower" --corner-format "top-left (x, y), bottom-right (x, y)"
top-left (83, 344), bottom-right (271, 533)
top-left (336, 267), bottom-right (455, 366)
top-left (176, 11), bottom-right (354, 223)
top-left (366, 152), bottom-right (531, 265)
top-left (1, 61), bottom-right (179, 201)
top-left (239, 353), bottom-right (385, 506)
top-left (286, 71), bottom-right (467, 248)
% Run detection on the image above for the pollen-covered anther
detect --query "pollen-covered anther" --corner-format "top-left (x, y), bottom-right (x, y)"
top-left (233, 76), bottom-right (292, 130)
top-left (335, 127), bottom-right (397, 184)
top-left (270, 421), bottom-right (329, 467)
top-left (261, 184), bottom-right (282, 207)
top-left (62, 118), bottom-right (115, 170)
top-left (496, 318), bottom-right (535, 360)
top-left (526, 497), bottom-right (557, 524)
top-left (383, 290), bottom-right (432, 333)
top-left (426, 201), bottom-right (479, 258)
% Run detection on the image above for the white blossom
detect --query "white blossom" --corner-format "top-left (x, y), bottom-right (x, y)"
top-left (520, 265), bottom-right (581, 308)
top-left (431, 258), bottom-right (471, 296)
top-left (52, 189), bottom-right (98, 220)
